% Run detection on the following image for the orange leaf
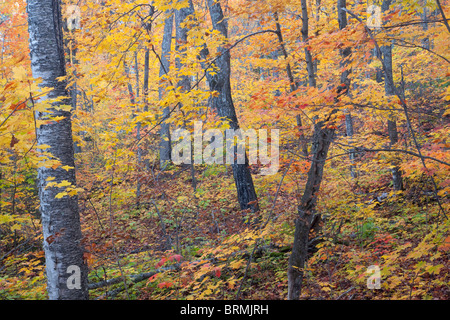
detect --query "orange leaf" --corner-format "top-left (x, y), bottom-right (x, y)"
top-left (9, 100), bottom-right (26, 111)
top-left (157, 281), bottom-right (173, 289)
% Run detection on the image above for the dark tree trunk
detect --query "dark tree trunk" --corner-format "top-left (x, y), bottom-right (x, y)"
top-left (140, 6), bottom-right (154, 173)
top-left (288, 121), bottom-right (335, 299)
top-left (62, 6), bottom-right (81, 154)
top-left (175, 1), bottom-right (197, 191)
top-left (381, 0), bottom-right (403, 191)
top-left (301, 0), bottom-right (316, 87)
top-left (27, 0), bottom-right (88, 300)
top-left (287, 0), bottom-right (336, 300)
top-left (388, 119), bottom-right (403, 190)
top-left (124, 54), bottom-right (143, 207)
top-left (142, 47), bottom-right (150, 172)
top-left (204, 0), bottom-right (259, 212)
top-left (337, 0), bottom-right (356, 178)
top-left (159, 12), bottom-right (174, 169)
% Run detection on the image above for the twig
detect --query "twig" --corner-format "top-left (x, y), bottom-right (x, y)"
top-left (435, 0), bottom-right (450, 33)
top-left (336, 286), bottom-right (355, 300)
top-left (385, 36), bottom-right (450, 64)
top-left (88, 197), bottom-right (105, 230)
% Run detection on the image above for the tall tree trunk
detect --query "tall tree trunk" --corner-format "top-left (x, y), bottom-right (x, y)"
top-left (124, 54), bottom-right (142, 206)
top-left (381, 0), bottom-right (403, 191)
top-left (337, 0), bottom-right (356, 178)
top-left (175, 1), bottom-right (197, 191)
top-left (204, 0), bottom-right (259, 212)
top-left (159, 12), bottom-right (174, 169)
top-left (387, 117), bottom-right (403, 190)
top-left (301, 0), bottom-right (316, 87)
top-left (288, 0), bottom-right (335, 300)
top-left (288, 120), bottom-right (335, 300)
top-left (63, 4), bottom-right (81, 154)
top-left (134, 52), bottom-right (143, 207)
top-left (141, 6), bottom-right (154, 173)
top-left (421, 3), bottom-right (430, 50)
top-left (287, 0), bottom-right (356, 299)
top-left (27, 0), bottom-right (88, 300)
top-left (142, 48), bottom-right (150, 171)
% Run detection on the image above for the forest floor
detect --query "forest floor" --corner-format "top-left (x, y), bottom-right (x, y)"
top-left (1, 127), bottom-right (449, 300)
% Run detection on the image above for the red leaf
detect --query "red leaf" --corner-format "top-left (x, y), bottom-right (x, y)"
top-left (148, 274), bottom-right (158, 282)
top-left (156, 257), bottom-right (167, 268)
top-left (214, 267), bottom-right (221, 278)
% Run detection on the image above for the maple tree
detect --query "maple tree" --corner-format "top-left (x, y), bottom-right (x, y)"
top-left (0, 0), bottom-right (449, 301)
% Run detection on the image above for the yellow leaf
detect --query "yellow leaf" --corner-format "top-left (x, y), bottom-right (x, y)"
top-left (49, 115), bottom-right (66, 122)
top-left (45, 181), bottom-right (57, 188)
top-left (0, 215), bottom-right (14, 224)
top-left (67, 188), bottom-right (78, 196)
top-left (58, 180), bottom-right (72, 187)
top-left (11, 224), bottom-right (22, 231)
top-left (55, 192), bottom-right (68, 199)
top-left (229, 259), bottom-right (245, 269)
top-left (12, 66), bottom-right (28, 80)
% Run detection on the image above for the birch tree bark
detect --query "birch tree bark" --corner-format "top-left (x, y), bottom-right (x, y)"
top-left (27, 0), bottom-right (88, 299)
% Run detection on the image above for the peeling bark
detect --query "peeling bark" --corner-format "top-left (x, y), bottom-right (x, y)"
top-left (27, 0), bottom-right (88, 300)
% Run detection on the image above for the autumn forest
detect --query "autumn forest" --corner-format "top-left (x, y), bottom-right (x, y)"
top-left (0, 0), bottom-right (449, 301)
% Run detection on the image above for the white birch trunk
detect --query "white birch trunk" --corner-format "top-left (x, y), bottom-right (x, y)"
top-left (27, 0), bottom-right (88, 300)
